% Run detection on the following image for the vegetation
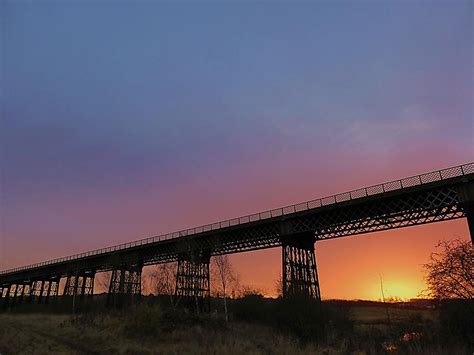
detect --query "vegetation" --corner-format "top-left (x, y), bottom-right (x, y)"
top-left (0, 297), bottom-right (472, 354)
top-left (422, 239), bottom-right (473, 300)
top-left (0, 241), bottom-right (472, 353)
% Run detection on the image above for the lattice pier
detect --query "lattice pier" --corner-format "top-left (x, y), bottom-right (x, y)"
top-left (63, 271), bottom-right (95, 300)
top-left (175, 251), bottom-right (210, 312)
top-left (107, 264), bottom-right (142, 307)
top-left (282, 233), bottom-right (321, 300)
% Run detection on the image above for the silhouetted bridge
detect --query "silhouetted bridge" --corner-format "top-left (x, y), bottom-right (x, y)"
top-left (1, 163), bottom-right (473, 310)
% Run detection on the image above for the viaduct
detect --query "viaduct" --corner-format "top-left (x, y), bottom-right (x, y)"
top-left (1, 162), bottom-right (473, 310)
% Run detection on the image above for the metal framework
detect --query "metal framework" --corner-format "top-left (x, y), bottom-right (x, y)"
top-left (290, 186), bottom-right (463, 239)
top-left (63, 271), bottom-right (95, 301)
top-left (0, 163), bottom-right (473, 310)
top-left (282, 233), bottom-right (320, 300)
top-left (107, 264), bottom-right (142, 307)
top-left (175, 251), bottom-right (210, 312)
top-left (44, 278), bottom-right (60, 303)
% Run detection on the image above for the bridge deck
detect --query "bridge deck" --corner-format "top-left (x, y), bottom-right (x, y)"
top-left (1, 162), bottom-right (473, 284)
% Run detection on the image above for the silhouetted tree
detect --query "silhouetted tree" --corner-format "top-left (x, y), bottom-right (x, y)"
top-left (274, 273), bottom-right (283, 298)
top-left (423, 239), bottom-right (473, 300)
top-left (148, 263), bottom-right (176, 305)
top-left (212, 255), bottom-right (237, 321)
top-left (94, 272), bottom-right (111, 294)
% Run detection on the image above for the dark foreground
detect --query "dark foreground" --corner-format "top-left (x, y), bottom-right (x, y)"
top-left (0, 298), bottom-right (472, 354)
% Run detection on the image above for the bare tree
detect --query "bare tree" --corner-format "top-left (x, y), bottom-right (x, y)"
top-left (274, 273), bottom-right (283, 298)
top-left (95, 272), bottom-right (111, 294)
top-left (148, 263), bottom-right (176, 305)
top-left (423, 239), bottom-right (473, 300)
top-left (212, 255), bottom-right (237, 321)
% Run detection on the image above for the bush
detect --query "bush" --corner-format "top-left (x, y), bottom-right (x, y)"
top-left (437, 299), bottom-right (474, 346)
top-left (274, 297), bottom-right (325, 343)
top-left (123, 303), bottom-right (162, 337)
top-left (232, 295), bottom-right (353, 344)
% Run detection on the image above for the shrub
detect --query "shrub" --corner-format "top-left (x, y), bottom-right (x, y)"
top-left (437, 299), bottom-right (474, 346)
top-left (123, 303), bottom-right (162, 337)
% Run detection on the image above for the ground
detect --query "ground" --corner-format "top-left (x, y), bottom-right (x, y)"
top-left (0, 301), bottom-right (471, 354)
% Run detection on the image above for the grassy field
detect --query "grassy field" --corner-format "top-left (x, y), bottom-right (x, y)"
top-left (0, 300), bottom-right (471, 354)
top-left (0, 312), bottom-right (327, 354)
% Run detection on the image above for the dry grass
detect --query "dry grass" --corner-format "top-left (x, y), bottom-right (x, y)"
top-left (0, 303), bottom-right (471, 354)
top-left (0, 312), bottom-right (334, 355)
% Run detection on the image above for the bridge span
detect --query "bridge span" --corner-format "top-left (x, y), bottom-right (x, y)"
top-left (1, 162), bottom-right (473, 309)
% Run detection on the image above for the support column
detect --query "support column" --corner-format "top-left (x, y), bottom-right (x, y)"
top-left (465, 205), bottom-right (474, 245)
top-left (3, 285), bottom-right (11, 308)
top-left (282, 232), bottom-right (321, 300)
top-left (14, 284), bottom-right (25, 305)
top-left (107, 263), bottom-right (142, 307)
top-left (37, 280), bottom-right (46, 304)
top-left (63, 273), bottom-right (78, 297)
top-left (175, 251), bottom-right (210, 312)
top-left (79, 271), bottom-right (95, 300)
top-left (10, 285), bottom-right (18, 306)
top-left (27, 281), bottom-right (39, 303)
top-left (456, 182), bottom-right (474, 245)
top-left (49, 278), bottom-right (60, 302)
top-left (44, 279), bottom-right (53, 304)
top-left (18, 282), bottom-right (27, 304)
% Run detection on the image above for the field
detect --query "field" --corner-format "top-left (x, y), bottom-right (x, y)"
top-left (0, 299), bottom-right (472, 354)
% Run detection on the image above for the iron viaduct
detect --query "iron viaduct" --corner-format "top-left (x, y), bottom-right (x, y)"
top-left (1, 162), bottom-right (473, 310)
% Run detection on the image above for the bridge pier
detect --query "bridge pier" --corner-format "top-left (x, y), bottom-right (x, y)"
top-left (14, 284), bottom-right (25, 305)
top-left (37, 280), bottom-right (46, 304)
top-left (10, 284), bottom-right (18, 306)
top-left (18, 282), bottom-right (28, 304)
top-left (44, 277), bottom-right (60, 304)
top-left (64, 271), bottom-right (95, 300)
top-left (456, 181), bottom-right (474, 244)
top-left (464, 205), bottom-right (474, 244)
top-left (175, 251), bottom-right (210, 312)
top-left (28, 280), bottom-right (41, 304)
top-left (3, 285), bottom-right (11, 308)
top-left (282, 232), bottom-right (321, 300)
top-left (107, 264), bottom-right (142, 307)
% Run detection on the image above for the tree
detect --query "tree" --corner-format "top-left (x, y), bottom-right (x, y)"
top-left (94, 272), bottom-right (111, 294)
top-left (148, 263), bottom-right (176, 305)
top-left (274, 273), bottom-right (283, 298)
top-left (212, 255), bottom-right (238, 321)
top-left (423, 239), bottom-right (473, 300)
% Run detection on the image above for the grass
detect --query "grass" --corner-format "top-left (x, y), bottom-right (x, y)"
top-left (0, 312), bottom-right (327, 354)
top-left (0, 299), bottom-right (472, 354)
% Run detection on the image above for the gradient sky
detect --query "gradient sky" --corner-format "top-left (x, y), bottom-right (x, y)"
top-left (1, 1), bottom-right (473, 300)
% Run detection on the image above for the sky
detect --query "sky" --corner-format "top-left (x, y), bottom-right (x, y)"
top-left (1, 1), bottom-right (473, 300)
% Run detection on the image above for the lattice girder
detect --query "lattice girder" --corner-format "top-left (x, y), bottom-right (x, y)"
top-left (289, 187), bottom-right (463, 239)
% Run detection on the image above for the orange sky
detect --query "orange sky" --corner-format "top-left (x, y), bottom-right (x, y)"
top-left (227, 219), bottom-right (471, 300)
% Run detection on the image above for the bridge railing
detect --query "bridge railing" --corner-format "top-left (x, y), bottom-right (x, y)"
top-left (1, 162), bottom-right (473, 276)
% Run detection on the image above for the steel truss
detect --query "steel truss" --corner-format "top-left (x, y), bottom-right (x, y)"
top-left (282, 233), bottom-right (320, 300)
top-left (44, 277), bottom-right (60, 303)
top-left (63, 271), bottom-right (95, 299)
top-left (107, 264), bottom-right (142, 307)
top-left (0, 170), bottom-right (473, 312)
top-left (31, 280), bottom-right (45, 303)
top-left (289, 186), bottom-right (464, 239)
top-left (175, 251), bottom-right (210, 312)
